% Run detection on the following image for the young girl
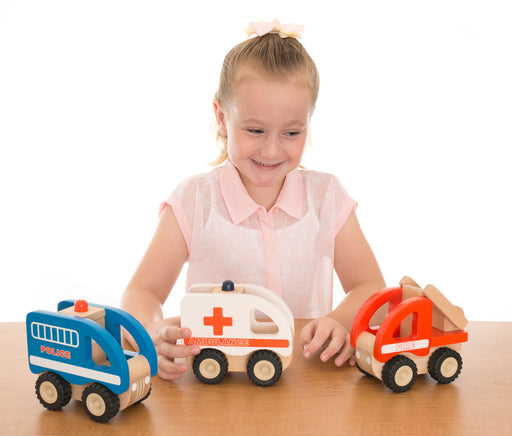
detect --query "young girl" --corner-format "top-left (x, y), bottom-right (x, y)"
top-left (121, 20), bottom-right (385, 380)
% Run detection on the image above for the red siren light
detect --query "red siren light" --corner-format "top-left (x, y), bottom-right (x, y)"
top-left (74, 299), bottom-right (89, 313)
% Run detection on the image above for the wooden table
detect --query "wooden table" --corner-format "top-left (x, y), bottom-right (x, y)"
top-left (2, 320), bottom-right (511, 435)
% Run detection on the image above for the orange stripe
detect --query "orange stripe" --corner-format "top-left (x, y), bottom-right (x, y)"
top-left (184, 337), bottom-right (289, 348)
top-left (248, 338), bottom-right (289, 348)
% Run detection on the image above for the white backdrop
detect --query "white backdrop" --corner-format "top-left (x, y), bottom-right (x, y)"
top-left (1, 1), bottom-right (511, 322)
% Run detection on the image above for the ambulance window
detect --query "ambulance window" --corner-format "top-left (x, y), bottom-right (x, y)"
top-left (250, 310), bottom-right (279, 334)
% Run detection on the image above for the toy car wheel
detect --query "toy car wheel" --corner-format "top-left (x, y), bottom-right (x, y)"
top-left (247, 350), bottom-right (282, 386)
top-left (193, 349), bottom-right (228, 384)
top-left (428, 348), bottom-right (463, 384)
top-left (382, 355), bottom-right (418, 393)
top-left (35, 371), bottom-right (72, 410)
top-left (82, 383), bottom-right (120, 423)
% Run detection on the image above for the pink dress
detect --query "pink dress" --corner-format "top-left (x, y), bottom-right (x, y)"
top-left (162, 160), bottom-right (356, 319)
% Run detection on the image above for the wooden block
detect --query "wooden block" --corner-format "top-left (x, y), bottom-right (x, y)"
top-left (59, 304), bottom-right (106, 327)
top-left (399, 276), bottom-right (420, 288)
top-left (424, 284), bottom-right (468, 330)
top-left (431, 308), bottom-right (459, 332)
top-left (401, 284), bottom-right (423, 300)
top-left (399, 278), bottom-right (423, 337)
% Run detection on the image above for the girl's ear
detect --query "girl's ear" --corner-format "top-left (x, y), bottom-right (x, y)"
top-left (213, 99), bottom-right (227, 135)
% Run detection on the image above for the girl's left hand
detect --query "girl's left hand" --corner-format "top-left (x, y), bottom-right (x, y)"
top-left (300, 316), bottom-right (356, 367)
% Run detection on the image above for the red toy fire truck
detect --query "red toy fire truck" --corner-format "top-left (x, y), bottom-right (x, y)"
top-left (350, 276), bottom-right (468, 392)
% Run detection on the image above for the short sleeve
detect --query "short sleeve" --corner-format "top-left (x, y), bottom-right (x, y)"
top-left (332, 176), bottom-right (357, 235)
top-left (159, 176), bottom-right (198, 253)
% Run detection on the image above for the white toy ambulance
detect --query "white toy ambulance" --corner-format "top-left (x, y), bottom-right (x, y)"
top-left (180, 280), bottom-right (294, 386)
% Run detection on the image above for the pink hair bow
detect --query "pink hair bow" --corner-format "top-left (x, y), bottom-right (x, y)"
top-left (246, 19), bottom-right (304, 39)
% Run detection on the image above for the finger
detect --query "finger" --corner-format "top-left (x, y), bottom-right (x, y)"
top-left (303, 325), bottom-right (331, 358)
top-left (158, 341), bottom-right (200, 359)
top-left (157, 355), bottom-right (188, 380)
top-left (348, 354), bottom-right (357, 367)
top-left (299, 320), bottom-right (317, 348)
top-left (319, 335), bottom-right (344, 363)
top-left (166, 316), bottom-right (181, 327)
top-left (160, 325), bottom-right (192, 342)
top-left (334, 340), bottom-right (355, 367)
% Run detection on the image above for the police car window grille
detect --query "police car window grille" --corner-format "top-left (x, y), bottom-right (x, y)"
top-left (30, 322), bottom-right (80, 348)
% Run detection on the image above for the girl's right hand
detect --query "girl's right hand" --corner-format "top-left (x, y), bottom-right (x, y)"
top-left (146, 316), bottom-right (201, 380)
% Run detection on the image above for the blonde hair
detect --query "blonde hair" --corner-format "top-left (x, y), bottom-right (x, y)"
top-left (212, 33), bottom-right (320, 166)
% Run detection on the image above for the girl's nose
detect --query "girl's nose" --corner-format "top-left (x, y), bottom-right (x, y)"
top-left (260, 135), bottom-right (280, 159)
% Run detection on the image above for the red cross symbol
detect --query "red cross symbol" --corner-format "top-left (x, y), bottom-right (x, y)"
top-left (203, 307), bottom-right (232, 335)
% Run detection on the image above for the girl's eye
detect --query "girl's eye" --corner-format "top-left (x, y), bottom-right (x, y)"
top-left (285, 131), bottom-right (300, 137)
top-left (247, 129), bottom-right (264, 135)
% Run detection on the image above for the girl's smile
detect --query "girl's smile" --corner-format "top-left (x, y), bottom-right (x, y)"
top-left (251, 159), bottom-right (283, 169)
